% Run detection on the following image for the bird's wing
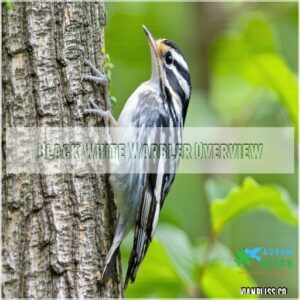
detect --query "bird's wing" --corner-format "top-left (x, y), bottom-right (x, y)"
top-left (124, 97), bottom-right (179, 287)
top-left (124, 179), bottom-right (158, 288)
top-left (124, 172), bottom-right (175, 288)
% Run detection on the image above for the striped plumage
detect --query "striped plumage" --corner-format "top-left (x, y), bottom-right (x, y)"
top-left (102, 26), bottom-right (191, 288)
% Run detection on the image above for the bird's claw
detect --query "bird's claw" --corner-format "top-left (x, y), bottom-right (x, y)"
top-left (83, 108), bottom-right (113, 125)
top-left (82, 58), bottom-right (116, 126)
top-left (83, 59), bottom-right (90, 67)
top-left (88, 99), bottom-right (101, 110)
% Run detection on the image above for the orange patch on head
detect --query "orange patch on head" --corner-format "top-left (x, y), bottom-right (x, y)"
top-left (157, 41), bottom-right (168, 57)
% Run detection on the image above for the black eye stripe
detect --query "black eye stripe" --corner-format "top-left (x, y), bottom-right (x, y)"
top-left (165, 68), bottom-right (185, 100)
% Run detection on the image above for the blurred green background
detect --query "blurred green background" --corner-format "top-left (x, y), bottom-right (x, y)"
top-left (105, 2), bottom-right (298, 298)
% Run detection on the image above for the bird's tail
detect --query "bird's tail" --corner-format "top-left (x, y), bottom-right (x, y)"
top-left (102, 241), bottom-right (120, 282)
top-left (101, 219), bottom-right (127, 282)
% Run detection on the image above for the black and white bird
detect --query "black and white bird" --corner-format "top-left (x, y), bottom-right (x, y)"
top-left (82, 26), bottom-right (191, 288)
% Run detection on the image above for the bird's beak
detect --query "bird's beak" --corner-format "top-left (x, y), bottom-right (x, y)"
top-left (143, 25), bottom-right (159, 60)
top-left (143, 25), bottom-right (161, 80)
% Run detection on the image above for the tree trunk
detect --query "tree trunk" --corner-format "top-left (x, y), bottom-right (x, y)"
top-left (2, 2), bottom-right (122, 298)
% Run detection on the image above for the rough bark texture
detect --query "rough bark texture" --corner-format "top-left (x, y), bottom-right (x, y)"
top-left (2, 2), bottom-right (122, 298)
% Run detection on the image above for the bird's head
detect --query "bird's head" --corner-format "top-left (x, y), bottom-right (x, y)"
top-left (143, 25), bottom-right (191, 104)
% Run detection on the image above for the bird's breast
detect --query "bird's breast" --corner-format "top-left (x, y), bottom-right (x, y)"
top-left (117, 82), bottom-right (163, 127)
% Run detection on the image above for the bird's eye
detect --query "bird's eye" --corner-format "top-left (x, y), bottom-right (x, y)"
top-left (165, 52), bottom-right (173, 65)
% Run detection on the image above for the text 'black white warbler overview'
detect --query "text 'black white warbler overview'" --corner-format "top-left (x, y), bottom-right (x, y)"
top-left (82, 26), bottom-right (191, 288)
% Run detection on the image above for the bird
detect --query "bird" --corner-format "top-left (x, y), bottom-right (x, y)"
top-left (82, 25), bottom-right (191, 288)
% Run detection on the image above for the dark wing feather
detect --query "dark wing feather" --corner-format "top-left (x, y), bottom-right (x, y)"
top-left (124, 171), bottom-right (175, 288)
top-left (124, 90), bottom-right (180, 288)
top-left (124, 180), bottom-right (158, 287)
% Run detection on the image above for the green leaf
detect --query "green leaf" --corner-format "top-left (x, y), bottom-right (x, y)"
top-left (3, 0), bottom-right (13, 11)
top-left (122, 224), bottom-right (199, 297)
top-left (205, 177), bottom-right (237, 204)
top-left (211, 14), bottom-right (276, 76)
top-left (211, 13), bottom-right (298, 126)
top-left (195, 240), bottom-right (237, 267)
top-left (156, 223), bottom-right (196, 286)
top-left (210, 177), bottom-right (298, 234)
top-left (110, 96), bottom-right (117, 103)
top-left (242, 53), bottom-right (298, 126)
top-left (123, 238), bottom-right (183, 298)
top-left (200, 263), bottom-right (257, 298)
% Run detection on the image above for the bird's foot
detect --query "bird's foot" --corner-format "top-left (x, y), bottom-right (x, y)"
top-left (83, 99), bottom-right (116, 126)
top-left (82, 59), bottom-right (116, 126)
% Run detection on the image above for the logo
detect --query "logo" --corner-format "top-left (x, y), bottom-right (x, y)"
top-left (235, 246), bottom-right (293, 274)
top-left (240, 287), bottom-right (288, 296)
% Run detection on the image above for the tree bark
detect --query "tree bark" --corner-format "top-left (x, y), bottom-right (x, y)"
top-left (2, 2), bottom-right (122, 298)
